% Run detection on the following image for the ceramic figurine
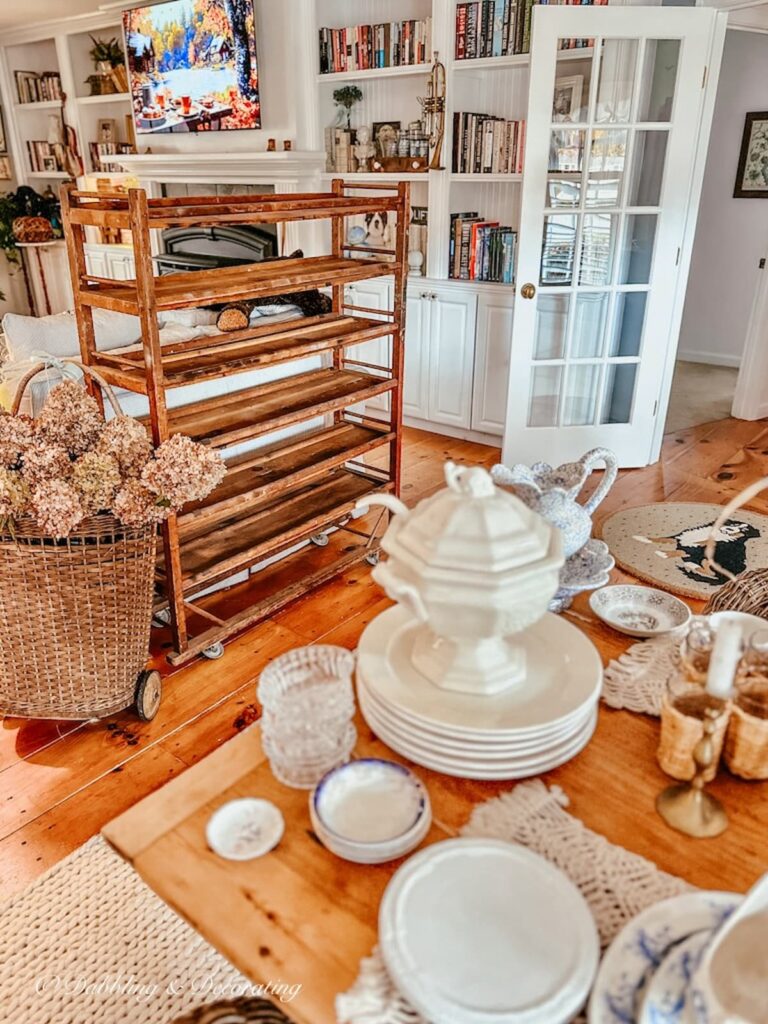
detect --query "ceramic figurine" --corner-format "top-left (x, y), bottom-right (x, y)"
top-left (356, 462), bottom-right (564, 696)
top-left (352, 126), bottom-right (376, 172)
top-left (491, 448), bottom-right (618, 560)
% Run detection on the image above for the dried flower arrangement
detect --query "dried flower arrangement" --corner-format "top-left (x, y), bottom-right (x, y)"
top-left (0, 379), bottom-right (226, 538)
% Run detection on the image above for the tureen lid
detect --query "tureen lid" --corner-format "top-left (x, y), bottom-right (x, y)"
top-left (382, 462), bottom-right (559, 574)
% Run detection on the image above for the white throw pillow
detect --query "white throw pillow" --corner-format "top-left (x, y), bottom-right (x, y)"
top-left (1, 308), bottom-right (141, 362)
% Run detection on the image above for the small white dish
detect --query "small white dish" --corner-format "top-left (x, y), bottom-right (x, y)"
top-left (379, 838), bottom-right (599, 1024)
top-left (205, 798), bottom-right (284, 861)
top-left (589, 585), bottom-right (692, 637)
top-left (310, 758), bottom-right (431, 864)
top-left (588, 891), bottom-right (741, 1024)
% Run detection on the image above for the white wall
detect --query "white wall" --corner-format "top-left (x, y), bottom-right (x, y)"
top-left (677, 29), bottom-right (768, 367)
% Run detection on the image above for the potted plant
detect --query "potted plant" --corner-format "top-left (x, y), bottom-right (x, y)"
top-left (87, 36), bottom-right (125, 95)
top-left (333, 86), bottom-right (363, 129)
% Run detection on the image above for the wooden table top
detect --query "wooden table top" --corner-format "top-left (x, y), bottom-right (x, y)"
top-left (102, 593), bottom-right (768, 1024)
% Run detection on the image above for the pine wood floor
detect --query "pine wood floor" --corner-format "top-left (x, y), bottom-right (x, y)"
top-left (3, 417), bottom-right (768, 903)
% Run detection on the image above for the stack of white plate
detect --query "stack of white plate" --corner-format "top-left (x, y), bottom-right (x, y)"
top-left (357, 605), bottom-right (602, 780)
top-left (380, 838), bottom-right (599, 1024)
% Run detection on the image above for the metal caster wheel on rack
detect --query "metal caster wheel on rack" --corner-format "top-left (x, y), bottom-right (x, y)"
top-left (310, 532), bottom-right (329, 547)
top-left (135, 669), bottom-right (162, 722)
top-left (365, 550), bottom-right (381, 566)
top-left (203, 642), bottom-right (225, 660)
top-left (152, 608), bottom-right (171, 627)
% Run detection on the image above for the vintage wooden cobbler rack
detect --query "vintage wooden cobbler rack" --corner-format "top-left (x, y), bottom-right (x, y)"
top-left (61, 181), bottom-right (410, 664)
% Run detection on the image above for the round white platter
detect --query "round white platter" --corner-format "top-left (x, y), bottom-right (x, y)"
top-left (588, 891), bottom-right (741, 1024)
top-left (589, 585), bottom-right (692, 638)
top-left (379, 838), bottom-right (599, 1024)
top-left (357, 605), bottom-right (603, 738)
top-left (638, 929), bottom-right (712, 1024)
top-left (358, 669), bottom-right (597, 753)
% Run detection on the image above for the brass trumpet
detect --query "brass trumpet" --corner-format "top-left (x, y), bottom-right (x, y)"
top-left (420, 52), bottom-right (446, 171)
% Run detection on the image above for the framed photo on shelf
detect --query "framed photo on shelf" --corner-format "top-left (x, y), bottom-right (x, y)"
top-left (373, 121), bottom-right (400, 159)
top-left (734, 111), bottom-right (768, 198)
top-left (0, 156), bottom-right (11, 179)
top-left (97, 118), bottom-right (117, 144)
top-left (41, 156), bottom-right (58, 172)
top-left (552, 76), bottom-right (584, 123)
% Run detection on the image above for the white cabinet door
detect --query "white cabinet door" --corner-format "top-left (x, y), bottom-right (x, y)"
top-left (345, 280), bottom-right (392, 417)
top-left (472, 293), bottom-right (514, 435)
top-left (85, 251), bottom-right (108, 278)
top-left (107, 254), bottom-right (134, 281)
top-left (403, 291), bottom-right (429, 420)
top-left (503, 5), bottom-right (724, 467)
top-left (426, 287), bottom-right (478, 429)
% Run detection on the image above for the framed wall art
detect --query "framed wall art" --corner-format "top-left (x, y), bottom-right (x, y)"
top-left (734, 111), bottom-right (768, 199)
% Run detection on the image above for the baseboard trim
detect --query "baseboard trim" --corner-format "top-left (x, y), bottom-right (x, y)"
top-left (677, 349), bottom-right (741, 369)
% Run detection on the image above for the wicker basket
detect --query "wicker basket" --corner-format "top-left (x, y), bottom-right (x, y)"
top-left (0, 360), bottom-right (158, 720)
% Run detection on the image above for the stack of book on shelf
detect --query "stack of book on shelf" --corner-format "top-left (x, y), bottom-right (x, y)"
top-left (325, 127), bottom-right (354, 173)
top-left (455, 0), bottom-right (604, 60)
top-left (14, 70), bottom-right (62, 104)
top-left (453, 113), bottom-right (525, 175)
top-left (450, 212), bottom-right (517, 284)
top-left (26, 140), bottom-right (67, 173)
top-left (89, 142), bottom-right (134, 169)
top-left (319, 18), bottom-right (432, 73)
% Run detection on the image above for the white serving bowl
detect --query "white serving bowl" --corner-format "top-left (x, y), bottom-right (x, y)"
top-left (589, 584), bottom-right (691, 637)
top-left (310, 758), bottom-right (431, 864)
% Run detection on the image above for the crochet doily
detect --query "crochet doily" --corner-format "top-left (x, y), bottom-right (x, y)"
top-left (336, 780), bottom-right (691, 1024)
top-left (602, 633), bottom-right (680, 716)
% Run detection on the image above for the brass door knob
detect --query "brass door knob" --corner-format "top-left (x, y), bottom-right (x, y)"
top-left (520, 283), bottom-right (536, 299)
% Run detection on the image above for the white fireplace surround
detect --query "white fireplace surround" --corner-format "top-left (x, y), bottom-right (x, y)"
top-left (112, 150), bottom-right (327, 188)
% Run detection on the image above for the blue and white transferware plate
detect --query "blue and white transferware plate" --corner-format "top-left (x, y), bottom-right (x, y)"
top-left (638, 929), bottom-right (712, 1024)
top-left (588, 892), bottom-right (741, 1024)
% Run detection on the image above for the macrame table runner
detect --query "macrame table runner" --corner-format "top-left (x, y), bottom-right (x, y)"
top-left (338, 636), bottom-right (683, 1024)
top-left (337, 779), bottom-right (691, 1024)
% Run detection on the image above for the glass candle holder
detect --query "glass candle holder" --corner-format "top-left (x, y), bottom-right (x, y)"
top-left (679, 616), bottom-right (715, 684)
top-left (738, 628), bottom-right (768, 686)
top-left (258, 645), bottom-right (357, 789)
top-left (658, 674), bottom-right (730, 782)
top-left (724, 672), bottom-right (768, 780)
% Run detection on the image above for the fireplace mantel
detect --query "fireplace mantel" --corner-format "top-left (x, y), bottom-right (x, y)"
top-left (109, 150), bottom-right (327, 186)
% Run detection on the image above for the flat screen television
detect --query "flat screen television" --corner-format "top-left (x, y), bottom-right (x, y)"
top-left (123, 0), bottom-right (260, 135)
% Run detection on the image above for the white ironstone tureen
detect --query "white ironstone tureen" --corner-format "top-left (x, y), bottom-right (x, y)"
top-left (357, 462), bottom-right (564, 696)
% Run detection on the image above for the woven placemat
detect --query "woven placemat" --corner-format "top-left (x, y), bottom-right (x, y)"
top-left (337, 780), bottom-right (691, 1024)
top-left (599, 502), bottom-right (768, 600)
top-left (0, 836), bottom-right (298, 1023)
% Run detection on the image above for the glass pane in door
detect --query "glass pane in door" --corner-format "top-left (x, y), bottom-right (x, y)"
top-left (563, 363), bottom-right (601, 425)
top-left (541, 214), bottom-right (577, 285)
top-left (594, 39), bottom-right (638, 123)
top-left (616, 214), bottom-right (657, 284)
top-left (601, 363), bottom-right (638, 423)
top-left (637, 40), bottom-right (681, 122)
top-left (608, 292), bottom-right (647, 357)
top-left (534, 294), bottom-right (571, 359)
top-left (529, 366), bottom-right (563, 426)
top-left (571, 293), bottom-right (609, 357)
top-left (579, 213), bottom-right (616, 286)
top-left (627, 131), bottom-right (668, 206)
top-left (586, 130), bottom-right (627, 207)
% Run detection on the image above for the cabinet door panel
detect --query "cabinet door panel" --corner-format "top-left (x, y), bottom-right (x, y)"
top-left (345, 281), bottom-right (392, 417)
top-left (472, 296), bottom-right (514, 435)
top-left (85, 252), bottom-right (108, 278)
top-left (427, 289), bottom-right (477, 428)
top-left (403, 293), bottom-right (429, 419)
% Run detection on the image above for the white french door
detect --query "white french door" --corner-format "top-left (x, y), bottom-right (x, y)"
top-left (503, 6), bottom-right (724, 468)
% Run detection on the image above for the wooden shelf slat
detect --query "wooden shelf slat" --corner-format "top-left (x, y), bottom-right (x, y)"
top-left (78, 255), bottom-right (398, 313)
top-left (151, 367), bottom-right (395, 450)
top-left (95, 313), bottom-right (394, 388)
top-left (160, 467), bottom-right (389, 594)
top-left (180, 421), bottom-right (393, 531)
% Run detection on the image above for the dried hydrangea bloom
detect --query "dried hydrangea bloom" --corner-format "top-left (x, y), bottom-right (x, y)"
top-left (96, 416), bottom-right (153, 479)
top-left (141, 433), bottom-right (226, 509)
top-left (37, 379), bottom-right (103, 456)
top-left (113, 480), bottom-right (171, 529)
top-left (0, 412), bottom-right (35, 470)
top-left (30, 480), bottom-right (84, 538)
top-left (0, 468), bottom-right (29, 523)
top-left (20, 442), bottom-right (73, 489)
top-left (72, 451), bottom-right (121, 515)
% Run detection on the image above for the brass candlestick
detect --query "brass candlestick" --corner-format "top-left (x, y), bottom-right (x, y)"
top-left (656, 706), bottom-right (728, 838)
